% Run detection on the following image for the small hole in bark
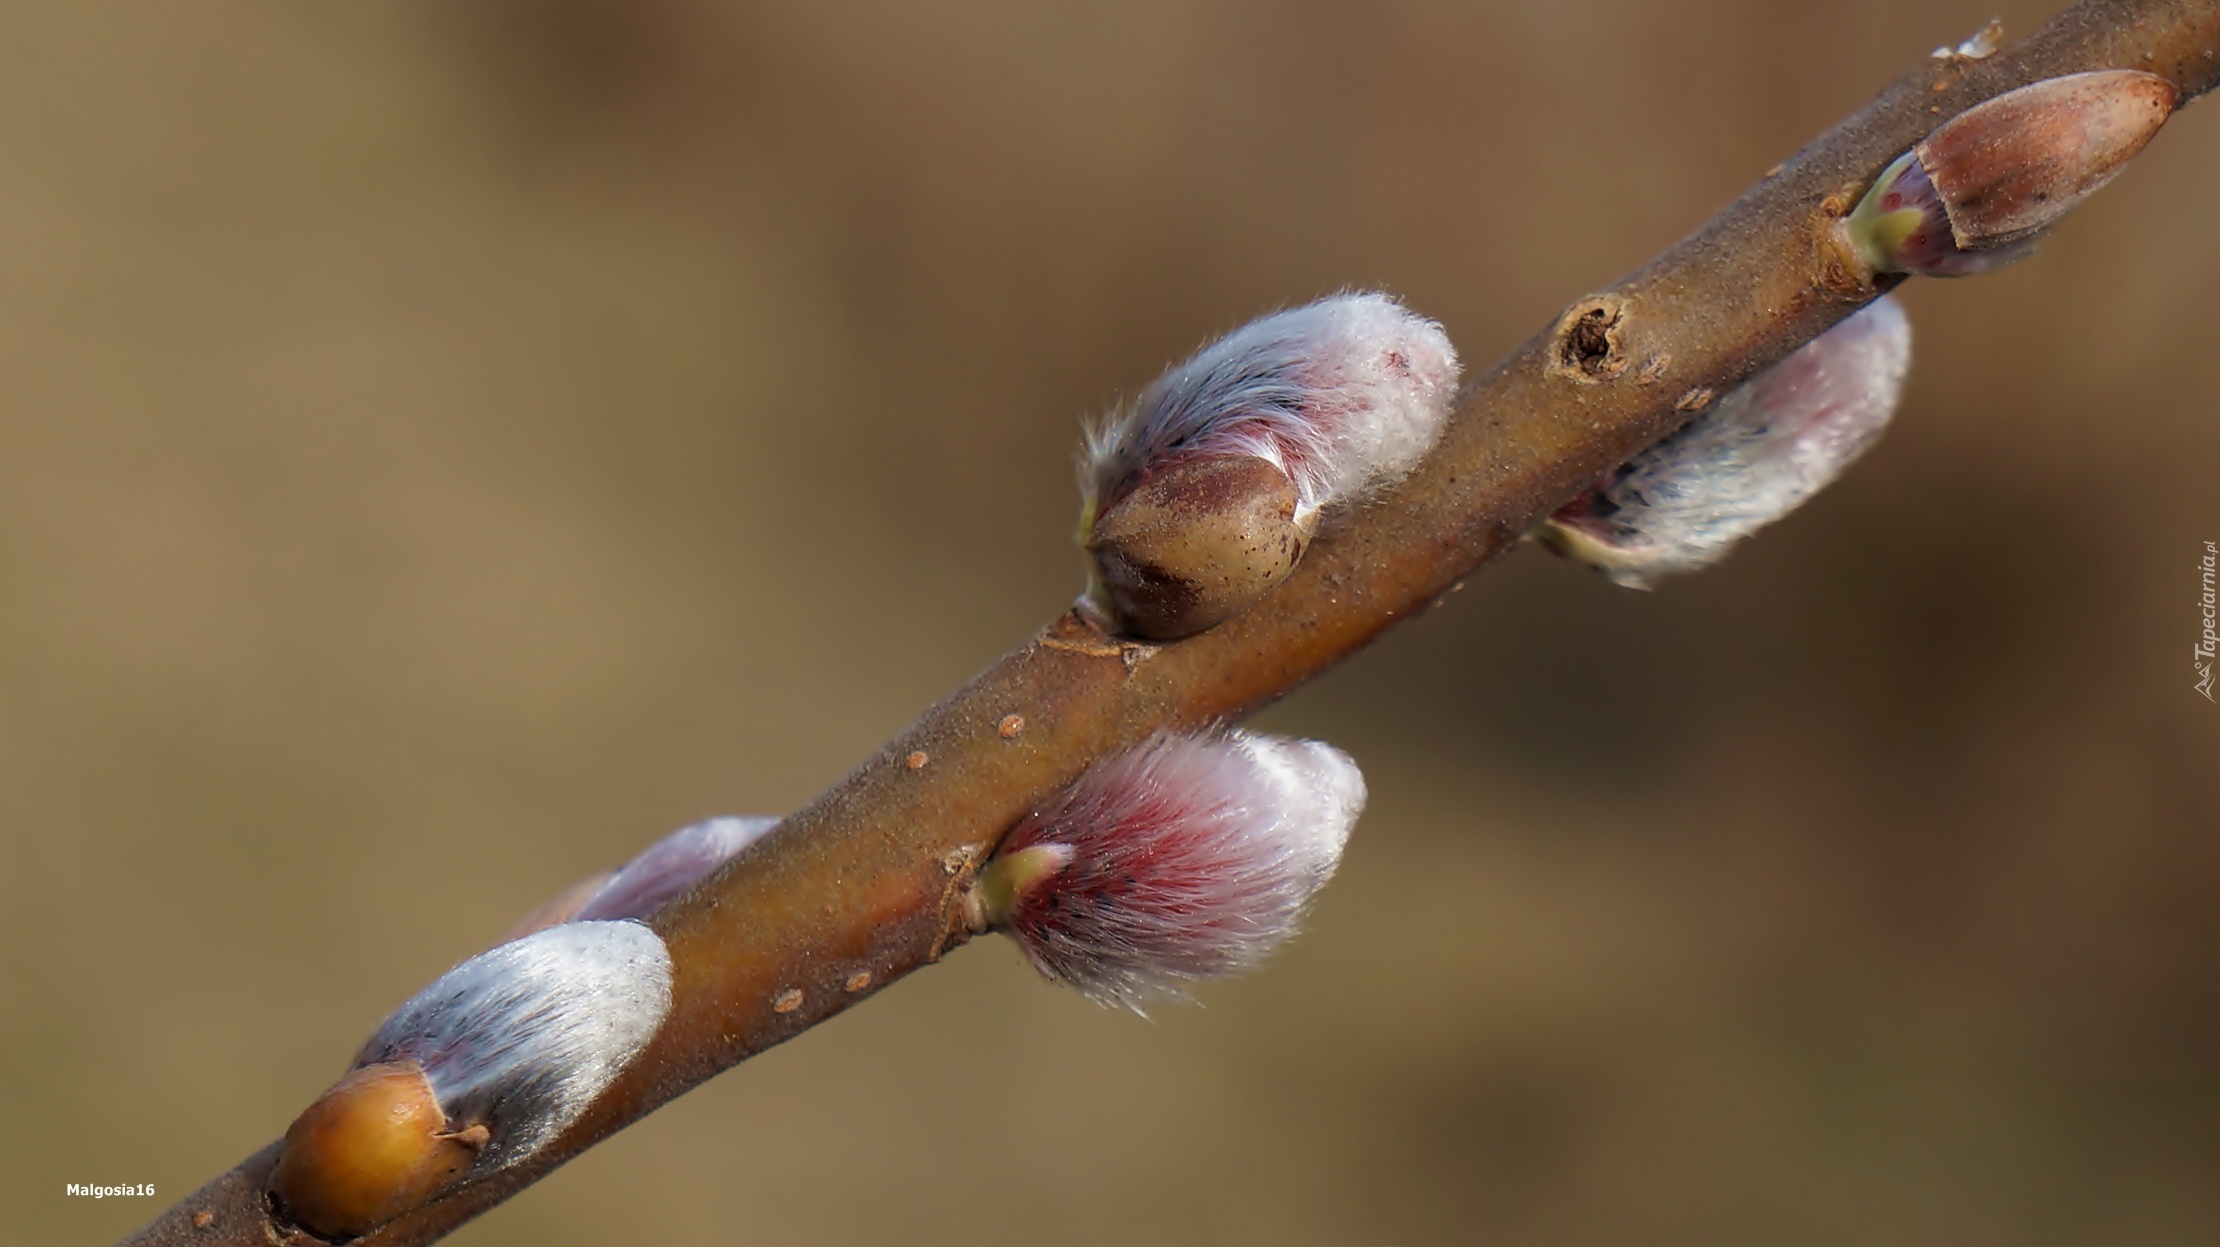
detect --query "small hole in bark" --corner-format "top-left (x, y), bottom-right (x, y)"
top-left (1566, 310), bottom-right (1614, 370)
top-left (1549, 296), bottom-right (1630, 382)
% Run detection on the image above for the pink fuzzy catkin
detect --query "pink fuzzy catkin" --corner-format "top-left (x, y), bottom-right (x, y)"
top-left (992, 730), bottom-right (1366, 1011)
top-left (574, 815), bottom-right (781, 923)
top-left (505, 815), bottom-right (782, 939)
top-left (1081, 292), bottom-right (1459, 533)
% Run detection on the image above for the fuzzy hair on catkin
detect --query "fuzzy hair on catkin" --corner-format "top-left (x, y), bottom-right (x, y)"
top-left (1081, 292), bottom-right (1459, 533)
top-left (574, 815), bottom-right (781, 923)
top-left (1543, 294), bottom-right (1912, 589)
top-left (994, 730), bottom-right (1365, 1011)
top-left (356, 920), bottom-right (673, 1172)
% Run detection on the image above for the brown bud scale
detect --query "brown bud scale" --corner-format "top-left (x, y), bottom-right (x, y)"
top-left (1085, 455), bottom-right (1309, 642)
top-left (1917, 69), bottom-right (2177, 248)
top-left (270, 1062), bottom-right (485, 1241)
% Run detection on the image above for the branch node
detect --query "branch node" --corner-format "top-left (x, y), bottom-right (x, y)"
top-left (928, 843), bottom-right (990, 960)
top-left (1040, 608), bottom-right (1153, 663)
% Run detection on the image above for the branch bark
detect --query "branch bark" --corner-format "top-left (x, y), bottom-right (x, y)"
top-left (124, 2), bottom-right (2220, 1243)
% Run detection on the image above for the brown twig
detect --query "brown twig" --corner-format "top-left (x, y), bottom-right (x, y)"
top-left (123, 2), bottom-right (2220, 1243)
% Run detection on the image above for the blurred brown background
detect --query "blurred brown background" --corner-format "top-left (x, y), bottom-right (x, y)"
top-left (4, 2), bottom-right (2217, 1244)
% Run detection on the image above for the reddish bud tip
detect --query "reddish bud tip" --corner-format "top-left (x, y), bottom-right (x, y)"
top-left (1846, 151), bottom-right (2037, 277)
top-left (1920, 69), bottom-right (2176, 249)
top-left (976, 730), bottom-right (1365, 1011)
top-left (1848, 71), bottom-right (2176, 276)
top-left (1079, 292), bottom-right (1458, 639)
top-left (1542, 295), bottom-right (1912, 588)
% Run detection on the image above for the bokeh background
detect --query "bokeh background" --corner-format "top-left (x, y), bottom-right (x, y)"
top-left (5, 2), bottom-right (2218, 1244)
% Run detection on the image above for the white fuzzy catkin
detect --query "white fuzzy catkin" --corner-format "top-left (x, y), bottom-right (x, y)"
top-left (574, 815), bottom-right (781, 923)
top-left (994, 730), bottom-right (1365, 1012)
top-left (1081, 292), bottom-right (1460, 532)
top-left (1543, 295), bottom-right (1912, 589)
top-left (356, 920), bottom-right (673, 1172)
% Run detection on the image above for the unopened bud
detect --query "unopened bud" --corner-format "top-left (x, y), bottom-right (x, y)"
top-left (271, 921), bottom-right (672, 1238)
top-left (1847, 70), bottom-right (2176, 276)
top-left (270, 1062), bottom-right (485, 1240)
top-left (1845, 150), bottom-right (2037, 277)
top-left (968, 730), bottom-right (1365, 1011)
top-left (1079, 292), bottom-right (1459, 640)
top-left (1542, 295), bottom-right (1912, 589)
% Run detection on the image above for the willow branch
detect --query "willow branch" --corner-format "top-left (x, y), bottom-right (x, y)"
top-left (125, 2), bottom-right (2220, 1243)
